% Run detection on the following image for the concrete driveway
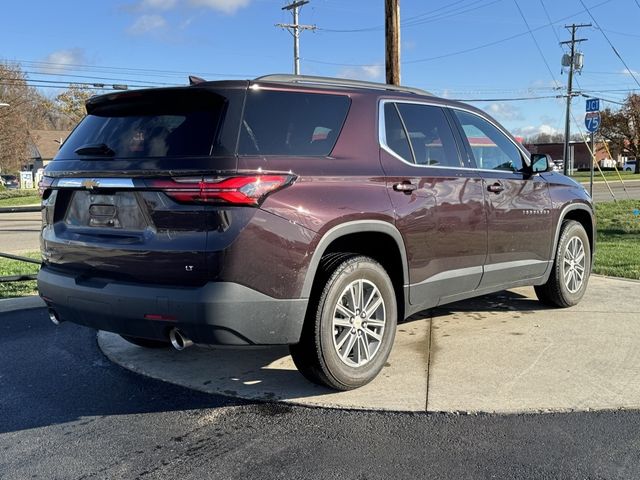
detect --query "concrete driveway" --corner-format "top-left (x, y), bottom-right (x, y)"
top-left (98, 275), bottom-right (640, 414)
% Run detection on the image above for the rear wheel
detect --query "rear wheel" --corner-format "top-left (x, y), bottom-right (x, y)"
top-left (290, 255), bottom-right (397, 390)
top-left (535, 220), bottom-right (591, 308)
top-left (120, 335), bottom-right (170, 349)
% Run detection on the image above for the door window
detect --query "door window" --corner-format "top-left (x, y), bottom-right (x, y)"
top-left (382, 102), bottom-right (462, 168)
top-left (454, 110), bottom-right (524, 172)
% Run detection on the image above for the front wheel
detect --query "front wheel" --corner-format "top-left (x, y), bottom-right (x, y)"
top-left (535, 220), bottom-right (591, 307)
top-left (290, 256), bottom-right (397, 390)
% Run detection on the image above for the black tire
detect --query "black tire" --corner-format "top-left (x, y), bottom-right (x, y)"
top-left (120, 335), bottom-right (171, 349)
top-left (535, 220), bottom-right (591, 308)
top-left (289, 255), bottom-right (397, 390)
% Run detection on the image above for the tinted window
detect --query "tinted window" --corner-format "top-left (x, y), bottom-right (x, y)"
top-left (454, 110), bottom-right (524, 171)
top-left (383, 103), bottom-right (413, 163)
top-left (394, 104), bottom-right (461, 167)
top-left (56, 89), bottom-right (229, 160)
top-left (238, 91), bottom-right (350, 156)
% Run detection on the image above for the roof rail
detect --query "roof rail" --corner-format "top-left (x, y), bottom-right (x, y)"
top-left (253, 74), bottom-right (431, 96)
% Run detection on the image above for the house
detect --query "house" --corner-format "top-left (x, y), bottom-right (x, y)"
top-left (27, 130), bottom-right (71, 170)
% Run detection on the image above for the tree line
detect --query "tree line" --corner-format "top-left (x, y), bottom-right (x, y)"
top-left (0, 62), bottom-right (92, 173)
top-left (1, 61), bottom-right (639, 174)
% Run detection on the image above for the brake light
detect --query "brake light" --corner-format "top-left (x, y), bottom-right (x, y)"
top-left (147, 175), bottom-right (294, 205)
top-left (38, 176), bottom-right (54, 197)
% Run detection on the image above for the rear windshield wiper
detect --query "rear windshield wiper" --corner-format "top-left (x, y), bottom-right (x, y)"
top-left (74, 143), bottom-right (115, 156)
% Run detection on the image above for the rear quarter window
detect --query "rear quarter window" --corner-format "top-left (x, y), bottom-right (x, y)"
top-left (238, 90), bottom-right (350, 156)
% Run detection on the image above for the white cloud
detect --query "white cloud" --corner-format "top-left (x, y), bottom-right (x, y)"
top-left (128, 14), bottom-right (167, 34)
top-left (41, 49), bottom-right (86, 73)
top-left (621, 68), bottom-right (640, 76)
top-left (140, 0), bottom-right (177, 9)
top-left (512, 124), bottom-right (560, 137)
top-left (188, 0), bottom-right (251, 14)
top-left (484, 102), bottom-right (523, 121)
top-left (335, 64), bottom-right (384, 82)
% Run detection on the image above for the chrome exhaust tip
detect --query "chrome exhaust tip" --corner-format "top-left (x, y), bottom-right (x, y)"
top-left (169, 328), bottom-right (193, 351)
top-left (48, 309), bottom-right (62, 325)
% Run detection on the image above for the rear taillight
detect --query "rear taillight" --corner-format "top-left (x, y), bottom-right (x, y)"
top-left (38, 176), bottom-right (54, 197)
top-left (146, 175), bottom-right (294, 205)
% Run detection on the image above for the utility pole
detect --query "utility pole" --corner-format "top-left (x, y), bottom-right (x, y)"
top-left (560, 23), bottom-right (590, 176)
top-left (385, 0), bottom-right (401, 85)
top-left (276, 1), bottom-right (316, 75)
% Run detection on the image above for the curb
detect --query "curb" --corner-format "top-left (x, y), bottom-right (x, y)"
top-left (0, 296), bottom-right (45, 314)
top-left (0, 205), bottom-right (42, 214)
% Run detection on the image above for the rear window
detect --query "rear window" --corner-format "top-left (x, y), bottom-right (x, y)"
top-left (55, 88), bottom-right (232, 160)
top-left (238, 90), bottom-right (350, 156)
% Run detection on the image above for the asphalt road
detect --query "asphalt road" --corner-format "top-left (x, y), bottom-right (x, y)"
top-left (588, 179), bottom-right (640, 202)
top-left (3, 307), bottom-right (640, 479)
top-left (0, 211), bottom-right (41, 254)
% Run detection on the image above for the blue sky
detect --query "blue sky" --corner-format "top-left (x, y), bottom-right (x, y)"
top-left (1, 0), bottom-right (639, 138)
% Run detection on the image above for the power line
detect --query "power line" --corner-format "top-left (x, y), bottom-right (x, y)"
top-left (3, 58), bottom-right (255, 80)
top-left (20, 71), bottom-right (178, 86)
top-left (452, 94), bottom-right (563, 102)
top-left (303, 0), bottom-right (614, 67)
top-left (578, 0), bottom-right (640, 89)
top-left (318, 0), bottom-right (495, 33)
top-left (0, 79), bottom-right (157, 90)
top-left (538, 0), bottom-right (562, 45)
top-left (601, 28), bottom-right (640, 39)
top-left (512, 0), bottom-right (559, 87)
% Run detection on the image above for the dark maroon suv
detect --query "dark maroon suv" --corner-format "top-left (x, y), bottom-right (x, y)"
top-left (38, 75), bottom-right (595, 390)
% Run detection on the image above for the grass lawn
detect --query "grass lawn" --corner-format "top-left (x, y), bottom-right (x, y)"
top-left (594, 200), bottom-right (640, 280)
top-left (571, 171), bottom-right (638, 183)
top-left (0, 251), bottom-right (40, 299)
top-left (0, 189), bottom-right (40, 207)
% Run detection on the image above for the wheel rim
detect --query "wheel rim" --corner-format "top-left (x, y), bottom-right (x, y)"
top-left (332, 278), bottom-right (386, 368)
top-left (562, 236), bottom-right (586, 294)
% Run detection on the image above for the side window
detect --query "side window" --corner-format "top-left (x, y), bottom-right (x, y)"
top-left (396, 104), bottom-right (462, 168)
top-left (238, 91), bottom-right (350, 156)
top-left (454, 110), bottom-right (524, 172)
top-left (383, 103), bottom-right (413, 163)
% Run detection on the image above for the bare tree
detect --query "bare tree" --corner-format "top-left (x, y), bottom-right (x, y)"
top-left (53, 84), bottom-right (95, 126)
top-left (600, 94), bottom-right (640, 174)
top-left (0, 63), bottom-right (37, 173)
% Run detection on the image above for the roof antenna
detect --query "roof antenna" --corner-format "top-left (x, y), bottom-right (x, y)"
top-left (189, 75), bottom-right (206, 85)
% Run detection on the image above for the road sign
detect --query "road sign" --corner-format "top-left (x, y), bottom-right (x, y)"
top-left (585, 111), bottom-right (601, 133)
top-left (586, 98), bottom-right (600, 112)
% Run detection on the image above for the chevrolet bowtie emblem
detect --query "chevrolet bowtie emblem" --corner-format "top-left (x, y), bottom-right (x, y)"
top-left (82, 179), bottom-right (99, 190)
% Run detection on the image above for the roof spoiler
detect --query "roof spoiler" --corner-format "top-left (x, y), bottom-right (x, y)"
top-left (189, 75), bottom-right (206, 85)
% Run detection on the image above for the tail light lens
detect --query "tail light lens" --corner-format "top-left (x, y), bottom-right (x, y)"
top-left (146, 175), bottom-right (294, 205)
top-left (38, 176), bottom-right (54, 197)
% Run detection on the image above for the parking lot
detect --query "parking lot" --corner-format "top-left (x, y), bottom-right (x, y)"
top-left (2, 278), bottom-right (640, 479)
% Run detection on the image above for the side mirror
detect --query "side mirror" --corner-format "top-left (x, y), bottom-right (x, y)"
top-left (530, 153), bottom-right (553, 174)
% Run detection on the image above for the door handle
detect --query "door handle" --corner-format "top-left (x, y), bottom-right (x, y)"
top-left (487, 182), bottom-right (504, 193)
top-left (393, 181), bottom-right (417, 193)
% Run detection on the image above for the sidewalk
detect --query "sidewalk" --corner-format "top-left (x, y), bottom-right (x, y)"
top-left (97, 275), bottom-right (640, 414)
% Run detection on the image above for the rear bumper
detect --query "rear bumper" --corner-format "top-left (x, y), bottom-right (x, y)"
top-left (37, 267), bottom-right (308, 345)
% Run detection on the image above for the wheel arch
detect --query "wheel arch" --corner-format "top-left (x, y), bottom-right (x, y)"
top-left (301, 221), bottom-right (409, 319)
top-left (552, 203), bottom-right (595, 261)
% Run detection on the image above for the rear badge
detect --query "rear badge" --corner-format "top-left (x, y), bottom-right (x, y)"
top-left (185, 265), bottom-right (194, 272)
top-left (82, 179), bottom-right (99, 190)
